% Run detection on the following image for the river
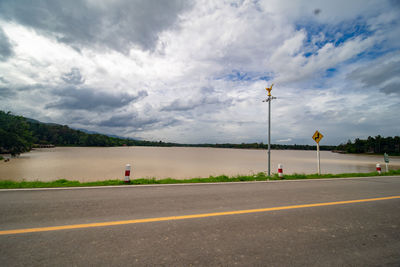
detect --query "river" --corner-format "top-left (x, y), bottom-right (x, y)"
top-left (0, 147), bottom-right (399, 182)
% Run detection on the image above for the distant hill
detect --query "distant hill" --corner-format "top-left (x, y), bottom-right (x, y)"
top-left (0, 111), bottom-right (181, 155)
top-left (1, 110), bottom-right (348, 155)
top-left (25, 117), bottom-right (141, 143)
top-left (72, 127), bottom-right (134, 140)
top-left (27, 119), bottom-right (170, 147)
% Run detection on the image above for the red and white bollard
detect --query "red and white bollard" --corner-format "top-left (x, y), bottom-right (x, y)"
top-left (124, 164), bottom-right (131, 183)
top-left (278, 164), bottom-right (283, 178)
top-left (376, 163), bottom-right (381, 174)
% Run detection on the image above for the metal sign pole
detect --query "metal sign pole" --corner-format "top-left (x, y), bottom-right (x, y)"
top-left (384, 153), bottom-right (389, 172)
top-left (312, 130), bottom-right (323, 175)
top-left (317, 143), bottom-right (321, 175)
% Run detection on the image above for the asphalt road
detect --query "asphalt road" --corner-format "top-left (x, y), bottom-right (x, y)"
top-left (1, 176), bottom-right (400, 266)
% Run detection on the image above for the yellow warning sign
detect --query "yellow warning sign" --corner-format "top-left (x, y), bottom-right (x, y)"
top-left (312, 130), bottom-right (324, 144)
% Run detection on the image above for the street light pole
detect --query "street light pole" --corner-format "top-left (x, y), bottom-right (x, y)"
top-left (263, 84), bottom-right (276, 177)
top-left (268, 94), bottom-right (271, 176)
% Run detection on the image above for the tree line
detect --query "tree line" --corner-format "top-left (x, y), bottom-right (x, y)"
top-left (337, 136), bottom-right (400, 155)
top-left (184, 143), bottom-right (336, 151)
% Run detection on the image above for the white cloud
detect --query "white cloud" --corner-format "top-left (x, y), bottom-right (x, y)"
top-left (0, 0), bottom-right (399, 144)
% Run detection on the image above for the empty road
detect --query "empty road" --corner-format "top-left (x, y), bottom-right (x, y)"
top-left (1, 176), bottom-right (400, 266)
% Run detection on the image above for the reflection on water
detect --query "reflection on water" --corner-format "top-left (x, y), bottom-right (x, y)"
top-left (0, 147), bottom-right (399, 182)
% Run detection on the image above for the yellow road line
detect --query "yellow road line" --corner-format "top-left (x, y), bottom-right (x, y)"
top-left (1, 195), bottom-right (399, 235)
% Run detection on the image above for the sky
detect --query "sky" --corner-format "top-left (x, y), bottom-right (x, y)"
top-left (0, 0), bottom-right (399, 145)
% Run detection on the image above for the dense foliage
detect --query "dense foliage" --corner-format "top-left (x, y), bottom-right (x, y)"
top-left (0, 111), bottom-right (33, 155)
top-left (337, 136), bottom-right (400, 155)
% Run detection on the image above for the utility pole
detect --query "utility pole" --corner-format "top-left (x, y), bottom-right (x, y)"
top-left (263, 83), bottom-right (276, 176)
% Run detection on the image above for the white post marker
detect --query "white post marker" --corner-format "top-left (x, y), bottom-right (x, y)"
top-left (124, 164), bottom-right (131, 183)
top-left (278, 164), bottom-right (283, 178)
top-left (312, 130), bottom-right (324, 175)
top-left (376, 163), bottom-right (381, 174)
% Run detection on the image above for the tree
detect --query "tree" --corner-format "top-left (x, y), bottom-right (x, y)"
top-left (0, 111), bottom-right (33, 156)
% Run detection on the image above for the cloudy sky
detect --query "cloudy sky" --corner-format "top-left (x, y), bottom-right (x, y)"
top-left (0, 0), bottom-right (399, 145)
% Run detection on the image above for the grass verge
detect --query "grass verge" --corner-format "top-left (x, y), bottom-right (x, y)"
top-left (0, 169), bottom-right (400, 189)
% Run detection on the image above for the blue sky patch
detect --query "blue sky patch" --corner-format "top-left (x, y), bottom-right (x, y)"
top-left (226, 71), bottom-right (252, 81)
top-left (216, 70), bottom-right (274, 82)
top-left (298, 17), bottom-right (374, 58)
top-left (324, 68), bottom-right (337, 78)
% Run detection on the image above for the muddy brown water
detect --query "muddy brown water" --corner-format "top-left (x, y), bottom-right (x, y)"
top-left (0, 147), bottom-right (399, 182)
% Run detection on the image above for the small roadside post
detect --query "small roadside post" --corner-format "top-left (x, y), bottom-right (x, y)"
top-left (124, 164), bottom-right (131, 183)
top-left (278, 164), bottom-right (283, 178)
top-left (384, 153), bottom-right (389, 172)
top-left (376, 163), bottom-right (382, 174)
top-left (312, 130), bottom-right (324, 175)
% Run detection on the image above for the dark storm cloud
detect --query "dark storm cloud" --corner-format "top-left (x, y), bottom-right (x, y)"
top-left (380, 82), bottom-right (400, 94)
top-left (0, 87), bottom-right (16, 98)
top-left (0, 0), bottom-right (191, 53)
top-left (389, 0), bottom-right (400, 8)
top-left (161, 96), bottom-right (233, 112)
top-left (98, 112), bottom-right (180, 130)
top-left (62, 68), bottom-right (85, 85)
top-left (348, 57), bottom-right (400, 95)
top-left (349, 60), bottom-right (400, 86)
top-left (0, 27), bottom-right (14, 61)
top-left (98, 113), bottom-right (157, 128)
top-left (0, 76), bottom-right (8, 83)
top-left (161, 87), bottom-right (233, 112)
top-left (161, 98), bottom-right (200, 111)
top-left (46, 87), bottom-right (148, 110)
top-left (0, 83), bottom-right (44, 99)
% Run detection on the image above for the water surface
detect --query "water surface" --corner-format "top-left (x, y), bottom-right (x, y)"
top-left (0, 147), bottom-right (399, 182)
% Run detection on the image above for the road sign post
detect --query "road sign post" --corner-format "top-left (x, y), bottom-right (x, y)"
top-left (312, 130), bottom-right (324, 175)
top-left (317, 143), bottom-right (320, 175)
top-left (384, 153), bottom-right (389, 172)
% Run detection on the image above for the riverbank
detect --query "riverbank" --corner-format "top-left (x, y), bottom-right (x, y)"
top-left (1, 169), bottom-right (399, 189)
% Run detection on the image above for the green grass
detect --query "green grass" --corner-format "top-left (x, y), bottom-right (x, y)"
top-left (1, 169), bottom-right (400, 189)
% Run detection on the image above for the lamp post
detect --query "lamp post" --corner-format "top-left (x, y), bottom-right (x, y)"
top-left (263, 83), bottom-right (276, 176)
